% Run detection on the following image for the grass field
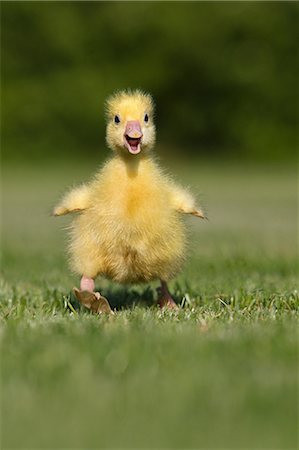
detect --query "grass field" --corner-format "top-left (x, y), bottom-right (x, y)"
top-left (1, 158), bottom-right (298, 449)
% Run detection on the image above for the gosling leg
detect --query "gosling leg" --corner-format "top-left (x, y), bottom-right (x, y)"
top-left (73, 275), bottom-right (113, 314)
top-left (157, 280), bottom-right (178, 309)
top-left (80, 275), bottom-right (95, 292)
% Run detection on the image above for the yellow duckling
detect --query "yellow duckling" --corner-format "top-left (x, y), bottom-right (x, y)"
top-left (53, 90), bottom-right (205, 312)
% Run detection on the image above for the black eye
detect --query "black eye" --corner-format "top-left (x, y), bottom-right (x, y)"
top-left (114, 115), bottom-right (120, 124)
top-left (144, 114), bottom-right (149, 123)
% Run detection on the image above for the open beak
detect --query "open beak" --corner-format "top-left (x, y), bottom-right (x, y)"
top-left (124, 120), bottom-right (143, 154)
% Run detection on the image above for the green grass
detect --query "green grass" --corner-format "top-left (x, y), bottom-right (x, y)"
top-left (1, 159), bottom-right (298, 449)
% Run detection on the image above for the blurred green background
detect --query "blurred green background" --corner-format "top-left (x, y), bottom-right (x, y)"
top-left (2, 1), bottom-right (298, 163)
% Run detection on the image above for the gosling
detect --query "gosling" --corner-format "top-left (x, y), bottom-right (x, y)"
top-left (53, 90), bottom-right (205, 313)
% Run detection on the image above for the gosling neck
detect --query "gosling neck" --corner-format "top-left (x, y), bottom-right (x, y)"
top-left (117, 151), bottom-right (151, 178)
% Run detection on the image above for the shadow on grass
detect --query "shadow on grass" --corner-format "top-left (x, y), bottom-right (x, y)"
top-left (68, 284), bottom-right (182, 312)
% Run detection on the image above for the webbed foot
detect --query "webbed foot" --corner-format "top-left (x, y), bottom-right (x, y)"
top-left (73, 288), bottom-right (114, 315)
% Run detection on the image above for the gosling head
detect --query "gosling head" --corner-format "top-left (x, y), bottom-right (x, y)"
top-left (105, 90), bottom-right (156, 156)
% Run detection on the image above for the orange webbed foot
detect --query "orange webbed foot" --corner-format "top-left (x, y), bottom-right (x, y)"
top-left (73, 288), bottom-right (114, 315)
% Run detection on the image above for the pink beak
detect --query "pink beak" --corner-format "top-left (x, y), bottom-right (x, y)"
top-left (125, 120), bottom-right (143, 139)
top-left (124, 120), bottom-right (143, 154)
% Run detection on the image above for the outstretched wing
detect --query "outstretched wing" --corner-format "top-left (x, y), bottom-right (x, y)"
top-left (52, 184), bottom-right (91, 216)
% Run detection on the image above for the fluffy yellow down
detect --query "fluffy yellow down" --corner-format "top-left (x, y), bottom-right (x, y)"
top-left (69, 156), bottom-right (188, 283)
top-left (54, 90), bottom-right (204, 284)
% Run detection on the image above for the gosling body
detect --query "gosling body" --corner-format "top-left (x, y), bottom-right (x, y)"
top-left (69, 156), bottom-right (186, 283)
top-left (54, 90), bottom-right (205, 311)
